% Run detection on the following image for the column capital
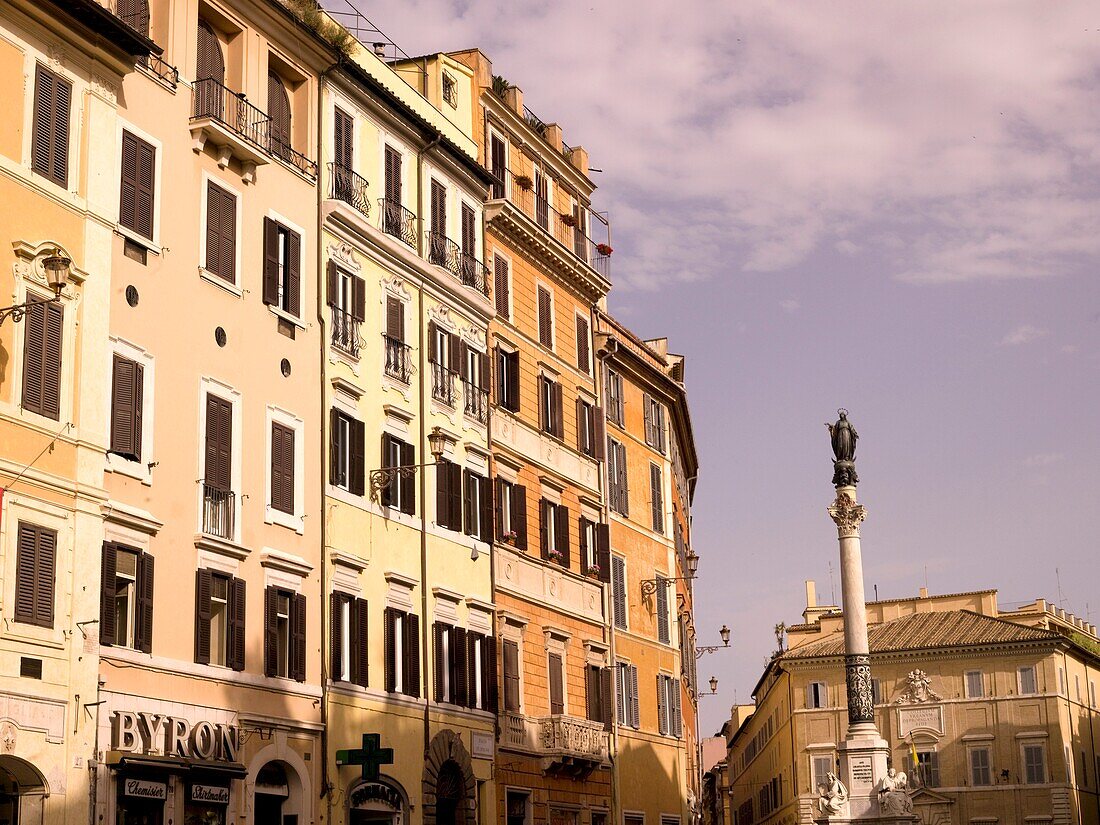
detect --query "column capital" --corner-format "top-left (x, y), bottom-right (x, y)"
top-left (828, 490), bottom-right (866, 537)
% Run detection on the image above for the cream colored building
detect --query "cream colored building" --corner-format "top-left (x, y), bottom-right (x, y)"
top-left (722, 587), bottom-right (1100, 825)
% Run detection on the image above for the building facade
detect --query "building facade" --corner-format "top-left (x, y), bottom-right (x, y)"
top-left (722, 587), bottom-right (1100, 825)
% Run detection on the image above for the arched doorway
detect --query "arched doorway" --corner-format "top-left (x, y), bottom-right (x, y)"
top-left (347, 779), bottom-right (406, 825)
top-left (253, 762), bottom-right (289, 822)
top-left (434, 762), bottom-right (465, 825)
top-left (0, 756), bottom-right (47, 825)
top-left (421, 731), bottom-right (475, 825)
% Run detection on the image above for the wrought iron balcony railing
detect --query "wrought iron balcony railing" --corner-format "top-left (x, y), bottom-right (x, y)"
top-left (95, 0), bottom-right (149, 35)
top-left (383, 335), bottom-right (411, 383)
top-left (331, 307), bottom-right (360, 357)
top-left (427, 231), bottom-right (491, 298)
top-left (271, 135), bottom-right (317, 179)
top-left (431, 363), bottom-right (457, 407)
top-left (459, 251), bottom-right (490, 297)
top-left (192, 78), bottom-right (271, 153)
top-left (329, 163), bottom-right (371, 218)
top-left (379, 199), bottom-right (417, 248)
top-left (139, 53), bottom-right (178, 88)
top-left (463, 381), bottom-right (488, 424)
top-left (202, 484), bottom-right (235, 539)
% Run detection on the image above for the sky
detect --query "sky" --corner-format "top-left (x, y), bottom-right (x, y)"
top-left (341, 0), bottom-right (1100, 737)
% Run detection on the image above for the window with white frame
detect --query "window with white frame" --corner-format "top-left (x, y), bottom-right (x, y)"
top-left (811, 755), bottom-right (834, 792)
top-left (807, 682), bottom-right (827, 709)
top-left (1018, 665), bottom-right (1038, 695)
top-left (965, 670), bottom-right (984, 698)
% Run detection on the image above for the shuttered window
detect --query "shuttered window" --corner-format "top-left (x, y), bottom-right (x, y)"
top-left (548, 653), bottom-right (564, 714)
top-left (435, 458), bottom-right (463, 531)
top-left (539, 376), bottom-right (563, 439)
top-left (616, 661), bottom-right (639, 728)
top-left (194, 569), bottom-right (245, 670)
top-left (21, 300), bottom-right (63, 420)
top-left (31, 64), bottom-right (71, 187)
top-left (605, 370), bottom-right (624, 426)
top-left (205, 182), bottom-right (237, 283)
top-left (270, 422), bottom-right (295, 515)
top-left (493, 254), bottom-right (510, 318)
top-left (611, 556), bottom-right (627, 630)
top-left (655, 574), bottom-right (670, 644)
top-left (204, 394), bottom-right (233, 492)
top-left (461, 203), bottom-right (476, 257)
top-left (430, 180), bottom-right (447, 240)
top-left (334, 107), bottom-right (353, 169)
top-left (268, 70), bottom-right (292, 157)
top-left (117, 0), bottom-right (150, 35)
top-left (539, 499), bottom-right (570, 567)
top-left (14, 523), bottom-right (56, 628)
top-left (496, 348), bottom-right (519, 412)
top-left (196, 20), bottom-right (224, 83)
top-left (384, 145), bottom-right (402, 203)
top-left (644, 394), bottom-right (667, 453)
top-left (330, 409), bottom-right (365, 496)
top-left (386, 296), bottom-right (405, 343)
top-left (576, 314), bottom-right (591, 373)
top-left (608, 439), bottom-right (629, 516)
top-left (100, 543), bottom-right (154, 652)
top-left (494, 478), bottom-right (527, 550)
top-left (503, 639), bottom-right (521, 711)
top-left (262, 218), bottom-right (301, 316)
top-left (463, 470), bottom-right (491, 541)
top-left (384, 607), bottom-right (420, 697)
top-left (595, 523), bottom-right (611, 584)
top-left (109, 355), bottom-right (144, 461)
top-left (586, 664), bottom-right (613, 726)
top-left (650, 463), bottom-right (664, 533)
top-left (537, 285), bottom-right (554, 348)
top-left (380, 433), bottom-right (414, 514)
top-left (119, 131), bottom-right (156, 240)
top-left (264, 587), bottom-right (306, 681)
top-left (330, 593), bottom-right (369, 687)
top-left (489, 132), bottom-right (506, 197)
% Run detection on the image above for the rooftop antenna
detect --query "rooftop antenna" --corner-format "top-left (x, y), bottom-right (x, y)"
top-left (924, 565), bottom-right (929, 593)
top-left (828, 561), bottom-right (836, 605)
top-left (874, 584), bottom-right (878, 601)
top-left (1056, 567), bottom-right (1067, 608)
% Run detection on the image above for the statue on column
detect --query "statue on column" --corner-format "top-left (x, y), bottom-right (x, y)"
top-left (826, 409), bottom-right (859, 487)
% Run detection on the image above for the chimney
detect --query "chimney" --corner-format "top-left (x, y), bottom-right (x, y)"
top-left (504, 86), bottom-right (523, 116)
top-left (569, 145), bottom-right (590, 177)
top-left (543, 123), bottom-right (563, 153)
top-left (919, 587), bottom-right (929, 598)
top-left (372, 42), bottom-right (387, 58)
top-left (806, 580), bottom-right (817, 609)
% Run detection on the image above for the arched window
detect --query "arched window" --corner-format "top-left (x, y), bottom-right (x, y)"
top-left (254, 761), bottom-right (289, 821)
top-left (117, 0), bottom-right (150, 36)
top-left (197, 20), bottom-right (225, 84)
top-left (268, 71), bottom-right (292, 158)
top-left (434, 761), bottom-right (466, 825)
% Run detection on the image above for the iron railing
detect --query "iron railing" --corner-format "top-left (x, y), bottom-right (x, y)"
top-left (202, 485), bottom-right (235, 539)
top-left (329, 163), bottom-right (370, 218)
top-left (383, 335), bottom-right (411, 383)
top-left (331, 307), bottom-right (360, 356)
top-left (427, 231), bottom-right (491, 298)
top-left (192, 78), bottom-right (271, 153)
top-left (271, 135), bottom-right (317, 179)
top-left (139, 53), bottom-right (178, 88)
top-left (459, 252), bottom-right (490, 297)
top-left (428, 230), bottom-right (455, 269)
top-left (379, 199), bottom-right (417, 248)
top-left (94, 0), bottom-right (149, 35)
top-left (463, 381), bottom-right (488, 424)
top-left (431, 364), bottom-right (457, 407)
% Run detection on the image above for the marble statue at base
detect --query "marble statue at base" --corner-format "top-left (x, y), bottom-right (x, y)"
top-left (877, 768), bottom-right (913, 815)
top-left (817, 773), bottom-right (849, 818)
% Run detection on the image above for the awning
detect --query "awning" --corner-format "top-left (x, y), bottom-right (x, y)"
top-left (108, 752), bottom-right (247, 778)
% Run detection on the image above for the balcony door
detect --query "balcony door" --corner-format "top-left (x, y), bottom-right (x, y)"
top-left (196, 20), bottom-right (224, 83)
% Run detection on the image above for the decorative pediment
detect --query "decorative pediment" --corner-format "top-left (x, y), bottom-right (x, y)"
top-left (909, 787), bottom-right (955, 805)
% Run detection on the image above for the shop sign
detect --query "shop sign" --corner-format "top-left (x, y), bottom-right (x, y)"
top-left (111, 711), bottom-right (239, 762)
top-left (123, 778), bottom-right (167, 800)
top-left (191, 784), bottom-right (230, 804)
top-left (350, 782), bottom-right (402, 810)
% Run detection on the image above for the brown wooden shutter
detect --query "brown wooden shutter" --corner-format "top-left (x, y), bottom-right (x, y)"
top-left (403, 612), bottom-right (420, 697)
top-left (537, 286), bottom-right (553, 347)
top-left (29, 526), bottom-right (55, 628)
top-left (22, 302), bottom-right (63, 420)
top-left (484, 636), bottom-right (498, 712)
top-left (205, 181), bottom-right (221, 274)
top-left (229, 577), bottom-right (246, 671)
top-left (352, 276), bottom-right (366, 321)
top-left (593, 408), bottom-right (606, 461)
top-left (596, 523), bottom-right (611, 584)
top-left (452, 627), bottom-right (468, 707)
top-left (99, 543), bottom-right (117, 645)
top-left (384, 145), bottom-right (402, 203)
top-left (334, 107), bottom-right (353, 169)
top-left (449, 334), bottom-right (462, 379)
top-left (478, 476), bottom-right (491, 543)
top-left (579, 517), bottom-right (590, 569)
top-left (643, 394), bottom-right (655, 446)
top-left (651, 463), bottom-right (664, 533)
top-left (286, 229), bottom-right (301, 316)
top-left (32, 65), bottom-right (71, 187)
top-left (436, 459), bottom-right (450, 528)
top-left (262, 217), bottom-right (280, 306)
top-left (461, 471), bottom-right (474, 537)
top-left (503, 639), bottom-right (520, 711)
top-left (513, 485), bottom-right (527, 551)
top-left (14, 525), bottom-right (38, 624)
top-left (206, 183), bottom-right (236, 282)
top-left (494, 255), bottom-right (509, 317)
top-left (354, 597), bottom-right (369, 687)
top-left (576, 398), bottom-right (588, 455)
top-left (658, 675), bottom-right (667, 735)
top-left (386, 296), bottom-right (404, 341)
top-left (489, 134), bottom-right (506, 193)
top-left (556, 504), bottom-right (570, 566)
top-left (263, 586), bottom-right (278, 677)
top-left (196, 20), bottom-right (224, 83)
top-left (431, 180), bottom-right (446, 238)
top-left (330, 592), bottom-right (344, 680)
top-left (427, 322), bottom-right (438, 364)
top-left (600, 667), bottom-right (613, 729)
top-left (576, 314), bottom-right (590, 372)
top-left (549, 653), bottom-right (564, 714)
top-left (349, 418), bottom-right (365, 496)
top-left (479, 351), bottom-right (491, 393)
top-left (585, 663), bottom-right (597, 720)
top-left (630, 665), bottom-right (640, 728)
top-left (551, 381), bottom-right (564, 439)
top-left (119, 131), bottom-right (156, 239)
top-left (400, 441), bottom-right (415, 515)
top-left (135, 553), bottom-right (154, 654)
top-left (539, 499), bottom-right (550, 560)
top-left (204, 394), bottom-right (232, 491)
top-left (326, 261), bottom-right (339, 307)
top-left (291, 592), bottom-right (307, 681)
top-left (493, 478), bottom-right (505, 541)
top-left (111, 355), bottom-right (143, 460)
top-left (448, 462), bottom-right (463, 531)
top-left (194, 568), bottom-right (212, 664)
top-left (457, 340), bottom-right (469, 382)
top-left (384, 607), bottom-right (397, 691)
top-left (507, 351), bottom-right (520, 412)
top-left (268, 71), bottom-right (292, 154)
top-left (461, 204), bottom-right (475, 256)
top-left (270, 422), bottom-right (295, 514)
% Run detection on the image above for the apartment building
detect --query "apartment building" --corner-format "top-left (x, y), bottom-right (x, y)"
top-left (321, 20), bottom-right (498, 825)
top-left (593, 311), bottom-right (699, 825)
top-left (722, 587), bottom-right (1100, 825)
top-left (91, 0), bottom-right (330, 822)
top-left (0, 0), bottom-right (159, 820)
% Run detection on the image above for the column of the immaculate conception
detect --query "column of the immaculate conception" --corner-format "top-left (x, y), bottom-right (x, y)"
top-left (817, 411), bottom-right (915, 824)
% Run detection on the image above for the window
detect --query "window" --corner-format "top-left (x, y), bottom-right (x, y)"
top-left (21, 300), bottom-right (63, 420)
top-left (1023, 743), bottom-right (1046, 784)
top-left (331, 593), bottom-right (368, 686)
top-left (616, 661), bottom-right (639, 728)
top-left (650, 463), bottom-right (664, 533)
top-left (119, 131), bottom-right (155, 240)
top-left (576, 314), bottom-right (591, 373)
top-left (463, 470), bottom-right (490, 541)
top-left (970, 746), bottom-right (992, 786)
top-left (330, 409), bottom-right (365, 495)
top-left (916, 750), bottom-right (940, 788)
top-left (267, 70), bottom-right (293, 159)
top-left (807, 682), bottom-right (827, 709)
top-left (493, 254), bottom-right (510, 318)
top-left (548, 652), bottom-right (564, 714)
top-left (657, 674), bottom-right (682, 736)
top-left (380, 434), bottom-right (414, 514)
top-left (655, 574), bottom-right (670, 644)
top-left (14, 523), bottom-right (56, 628)
top-left (871, 678), bottom-right (882, 705)
top-left (383, 145), bottom-right (403, 240)
top-left (611, 556), bottom-right (627, 630)
top-left (442, 71), bottom-right (457, 108)
top-left (534, 168), bottom-right (550, 230)
top-left (605, 370), bottom-right (624, 426)
top-left (202, 393), bottom-right (234, 536)
top-left (433, 623), bottom-right (466, 705)
top-left (505, 791), bottom-right (529, 825)
top-left (502, 638), bottom-right (521, 711)
top-left (811, 755), bottom-right (834, 792)
top-left (461, 346), bottom-right (489, 424)
top-left (194, 569), bottom-right (245, 670)
top-left (539, 375), bottom-right (563, 438)
top-left (965, 670), bottom-right (984, 698)
top-left (537, 285), bottom-right (554, 348)
top-left (204, 181), bottom-right (237, 282)
top-left (110, 355), bottom-right (144, 461)
top-left (429, 180), bottom-right (447, 265)
top-left (100, 543), bottom-right (153, 651)
top-left (496, 347), bottom-right (520, 412)
top-left (586, 664), bottom-right (612, 725)
top-left (579, 517), bottom-right (598, 571)
top-left (32, 64), bottom-right (71, 187)
top-left (196, 19), bottom-right (224, 84)
top-left (460, 203), bottom-right (476, 274)
top-left (264, 587), bottom-right (306, 681)
top-left (643, 393), bottom-right (667, 453)
top-left (1018, 665), bottom-right (1038, 695)
top-left (262, 218), bottom-right (301, 316)
top-left (333, 107), bottom-right (353, 170)
top-left (540, 499), bottom-right (569, 566)
top-left (435, 458), bottom-right (463, 531)
top-left (384, 607), bottom-right (420, 697)
top-left (577, 400), bottom-right (603, 459)
top-left (270, 422), bottom-right (295, 515)
top-left (465, 631), bottom-right (496, 711)
top-left (327, 263), bottom-right (365, 355)
top-left (495, 478), bottom-right (527, 550)
top-left (428, 322), bottom-right (457, 406)
top-left (489, 131), bottom-right (507, 199)
top-left (608, 439), bottom-right (629, 516)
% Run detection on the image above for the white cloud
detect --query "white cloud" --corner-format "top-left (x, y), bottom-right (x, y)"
top-left (1022, 452), bottom-right (1064, 468)
top-left (779, 298), bottom-right (800, 313)
top-left (999, 324), bottom-right (1048, 346)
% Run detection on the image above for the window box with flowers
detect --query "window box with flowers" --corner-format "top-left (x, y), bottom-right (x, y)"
top-left (548, 548), bottom-right (564, 565)
top-left (560, 213), bottom-right (577, 228)
top-left (596, 243), bottom-right (613, 256)
top-left (501, 530), bottom-right (519, 547)
top-left (514, 174), bottom-right (533, 191)
top-left (586, 564), bottom-right (601, 579)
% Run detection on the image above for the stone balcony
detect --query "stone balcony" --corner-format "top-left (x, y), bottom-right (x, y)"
top-left (500, 711), bottom-right (609, 777)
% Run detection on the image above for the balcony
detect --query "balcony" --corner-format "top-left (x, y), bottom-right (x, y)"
top-left (52, 0), bottom-right (159, 57)
top-left (331, 307), bottom-right (360, 357)
top-left (431, 364), bottom-right (457, 407)
top-left (463, 380), bottom-right (488, 425)
top-left (499, 712), bottom-right (609, 777)
top-left (489, 168), bottom-right (611, 280)
top-left (202, 484), bottom-right (235, 540)
top-left (427, 232), bottom-right (492, 298)
top-left (139, 53), bottom-right (178, 88)
top-left (329, 163), bottom-right (371, 219)
top-left (383, 335), bottom-right (411, 383)
top-left (379, 199), bottom-right (417, 249)
top-left (271, 134), bottom-right (318, 179)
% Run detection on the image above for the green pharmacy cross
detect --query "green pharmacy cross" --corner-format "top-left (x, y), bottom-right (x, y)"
top-left (336, 733), bottom-right (394, 781)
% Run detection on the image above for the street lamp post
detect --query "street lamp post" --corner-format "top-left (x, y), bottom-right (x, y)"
top-left (368, 426), bottom-right (447, 503)
top-left (0, 249), bottom-right (71, 326)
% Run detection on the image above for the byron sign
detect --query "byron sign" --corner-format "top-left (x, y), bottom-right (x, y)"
top-left (111, 711), bottom-right (239, 762)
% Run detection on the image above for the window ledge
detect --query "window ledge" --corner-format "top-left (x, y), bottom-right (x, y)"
top-left (194, 533), bottom-right (251, 561)
top-left (105, 452), bottom-right (153, 486)
top-left (115, 225), bottom-right (162, 255)
top-left (198, 267), bottom-right (243, 297)
top-left (268, 305), bottom-right (305, 329)
top-left (265, 505), bottom-right (305, 535)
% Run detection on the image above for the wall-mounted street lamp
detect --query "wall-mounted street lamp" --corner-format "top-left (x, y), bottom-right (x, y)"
top-left (639, 550), bottom-right (699, 598)
top-left (696, 624), bottom-right (731, 659)
top-left (0, 249), bottom-right (71, 326)
top-left (368, 426), bottom-right (447, 503)
top-left (698, 675), bottom-right (719, 697)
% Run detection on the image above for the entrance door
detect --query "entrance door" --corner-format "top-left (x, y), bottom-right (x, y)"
top-left (0, 756), bottom-right (47, 825)
top-left (434, 761), bottom-right (465, 825)
top-left (117, 797), bottom-right (163, 825)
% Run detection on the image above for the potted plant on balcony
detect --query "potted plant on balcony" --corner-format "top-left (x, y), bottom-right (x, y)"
top-left (548, 548), bottom-right (564, 565)
top-left (560, 213), bottom-right (577, 228)
top-left (501, 530), bottom-right (519, 546)
top-left (586, 563), bottom-right (601, 579)
top-left (596, 243), bottom-right (613, 256)
top-left (514, 174), bottom-right (533, 191)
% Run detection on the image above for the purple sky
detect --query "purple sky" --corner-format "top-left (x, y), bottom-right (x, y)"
top-left (345, 0), bottom-right (1100, 736)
